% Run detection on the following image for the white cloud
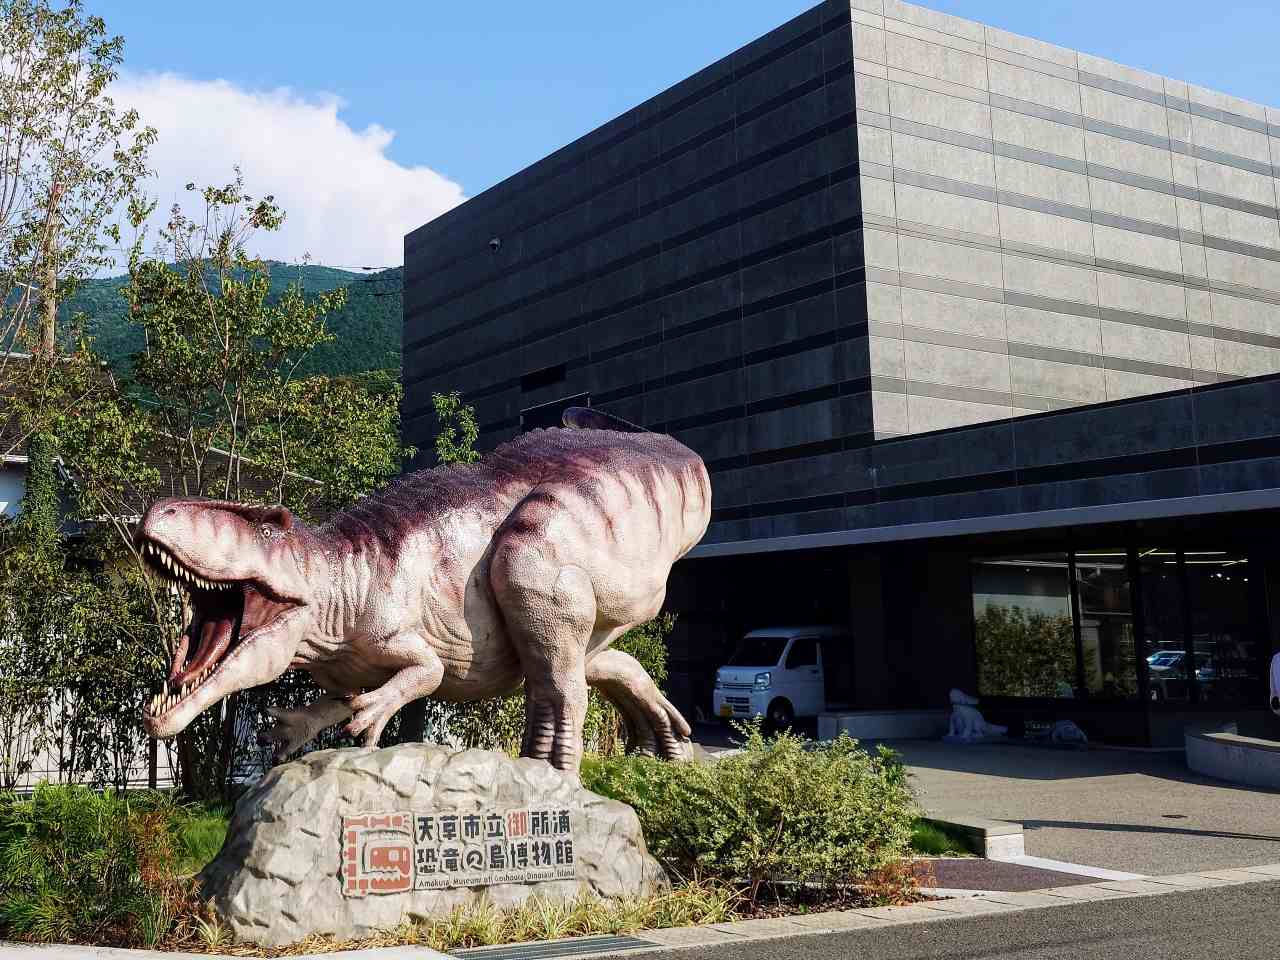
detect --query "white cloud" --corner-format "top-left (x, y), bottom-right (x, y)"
top-left (112, 72), bottom-right (465, 269)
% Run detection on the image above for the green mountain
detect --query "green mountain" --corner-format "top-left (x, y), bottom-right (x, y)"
top-left (58, 262), bottom-right (403, 378)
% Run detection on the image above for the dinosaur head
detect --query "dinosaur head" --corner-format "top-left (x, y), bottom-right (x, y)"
top-left (136, 497), bottom-right (317, 738)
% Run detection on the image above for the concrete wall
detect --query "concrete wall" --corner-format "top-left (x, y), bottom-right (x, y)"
top-left (852, 0), bottom-right (1280, 437)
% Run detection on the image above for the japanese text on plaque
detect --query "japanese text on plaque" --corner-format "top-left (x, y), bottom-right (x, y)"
top-left (342, 807), bottom-right (576, 897)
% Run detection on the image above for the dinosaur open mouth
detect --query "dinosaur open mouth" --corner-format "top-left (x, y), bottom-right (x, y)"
top-left (141, 539), bottom-right (299, 722)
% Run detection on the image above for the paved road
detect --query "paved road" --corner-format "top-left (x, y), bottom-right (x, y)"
top-left (613, 881), bottom-right (1280, 960)
top-left (885, 740), bottom-right (1280, 875)
top-left (689, 726), bottom-right (1280, 875)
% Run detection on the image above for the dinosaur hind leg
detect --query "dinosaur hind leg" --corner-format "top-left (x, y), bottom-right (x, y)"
top-left (492, 540), bottom-right (595, 773)
top-left (587, 648), bottom-right (692, 760)
top-left (257, 695), bottom-right (353, 763)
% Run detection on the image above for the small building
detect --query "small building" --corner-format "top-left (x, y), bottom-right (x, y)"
top-left (403, 0), bottom-right (1280, 745)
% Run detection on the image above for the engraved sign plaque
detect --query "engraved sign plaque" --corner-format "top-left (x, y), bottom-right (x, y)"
top-left (342, 807), bottom-right (576, 897)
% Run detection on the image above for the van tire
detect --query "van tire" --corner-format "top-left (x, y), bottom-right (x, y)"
top-left (766, 698), bottom-right (795, 733)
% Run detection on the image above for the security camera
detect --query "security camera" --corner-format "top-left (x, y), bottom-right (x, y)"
top-left (488, 237), bottom-right (501, 252)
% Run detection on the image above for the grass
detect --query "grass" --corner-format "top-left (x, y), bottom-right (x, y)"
top-left (169, 881), bottom-right (743, 955)
top-left (171, 806), bottom-right (230, 876)
top-left (910, 819), bottom-right (974, 857)
top-left (172, 866), bottom-right (929, 956)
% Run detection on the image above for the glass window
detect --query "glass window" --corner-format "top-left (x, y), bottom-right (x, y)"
top-left (1138, 547), bottom-right (1189, 702)
top-left (786, 638), bottom-right (817, 669)
top-left (727, 636), bottom-right (788, 667)
top-left (1184, 551), bottom-right (1262, 704)
top-left (972, 554), bottom-right (1078, 698)
top-left (1073, 550), bottom-right (1138, 700)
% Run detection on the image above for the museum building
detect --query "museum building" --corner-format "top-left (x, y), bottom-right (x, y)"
top-left (403, 0), bottom-right (1280, 745)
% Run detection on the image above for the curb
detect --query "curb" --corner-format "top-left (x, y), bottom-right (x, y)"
top-left (922, 815), bottom-right (1024, 859)
top-left (3, 863), bottom-right (1278, 960)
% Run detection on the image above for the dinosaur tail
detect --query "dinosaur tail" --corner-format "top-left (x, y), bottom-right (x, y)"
top-left (561, 406), bottom-right (648, 433)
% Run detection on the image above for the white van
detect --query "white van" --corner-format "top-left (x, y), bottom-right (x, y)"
top-left (712, 626), bottom-right (851, 729)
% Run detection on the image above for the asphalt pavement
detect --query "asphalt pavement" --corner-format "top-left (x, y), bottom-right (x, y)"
top-left (608, 881), bottom-right (1280, 960)
top-left (891, 740), bottom-right (1280, 875)
top-left (690, 724), bottom-right (1280, 875)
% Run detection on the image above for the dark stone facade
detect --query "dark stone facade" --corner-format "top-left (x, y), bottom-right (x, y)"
top-left (402, 1), bottom-right (1280, 746)
top-left (403, 0), bottom-right (1280, 556)
top-left (403, 0), bottom-right (871, 511)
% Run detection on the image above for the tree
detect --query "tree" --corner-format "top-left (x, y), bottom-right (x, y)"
top-left (431, 390), bottom-right (480, 466)
top-left (0, 0), bottom-right (153, 790)
top-left (0, 0), bottom-right (154, 509)
top-left (53, 176), bottom-right (411, 800)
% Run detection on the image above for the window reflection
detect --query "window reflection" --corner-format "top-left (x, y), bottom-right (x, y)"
top-left (1185, 552), bottom-right (1261, 703)
top-left (1073, 551), bottom-right (1138, 700)
top-left (972, 554), bottom-right (1077, 698)
top-left (1138, 547), bottom-right (1188, 702)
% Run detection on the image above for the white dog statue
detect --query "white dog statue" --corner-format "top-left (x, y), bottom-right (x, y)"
top-left (1270, 651), bottom-right (1279, 717)
top-left (945, 688), bottom-right (1008, 742)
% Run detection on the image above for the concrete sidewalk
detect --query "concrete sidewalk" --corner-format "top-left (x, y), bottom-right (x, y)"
top-left (891, 740), bottom-right (1280, 875)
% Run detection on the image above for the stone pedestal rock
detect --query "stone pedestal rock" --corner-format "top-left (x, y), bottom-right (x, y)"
top-left (198, 744), bottom-right (668, 946)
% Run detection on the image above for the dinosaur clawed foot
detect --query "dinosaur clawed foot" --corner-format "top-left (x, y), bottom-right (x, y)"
top-left (258, 698), bottom-right (353, 763)
top-left (345, 686), bottom-right (403, 747)
top-left (258, 706), bottom-right (319, 762)
top-left (625, 693), bottom-right (694, 761)
top-left (521, 692), bottom-right (585, 773)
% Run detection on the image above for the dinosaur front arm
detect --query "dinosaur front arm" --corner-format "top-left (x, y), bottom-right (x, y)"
top-left (344, 633), bottom-right (445, 747)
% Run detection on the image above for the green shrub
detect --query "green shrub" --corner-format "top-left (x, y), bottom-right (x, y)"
top-left (0, 785), bottom-right (192, 946)
top-left (581, 725), bottom-right (917, 902)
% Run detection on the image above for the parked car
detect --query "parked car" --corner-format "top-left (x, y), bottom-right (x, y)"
top-left (712, 626), bottom-right (849, 729)
top-left (1146, 649), bottom-right (1216, 700)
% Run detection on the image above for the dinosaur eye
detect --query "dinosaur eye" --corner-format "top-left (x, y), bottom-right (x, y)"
top-left (259, 523), bottom-right (274, 539)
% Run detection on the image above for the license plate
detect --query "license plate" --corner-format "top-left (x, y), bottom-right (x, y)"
top-left (719, 703), bottom-right (733, 717)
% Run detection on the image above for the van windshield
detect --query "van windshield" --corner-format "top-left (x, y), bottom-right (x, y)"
top-left (727, 636), bottom-right (788, 666)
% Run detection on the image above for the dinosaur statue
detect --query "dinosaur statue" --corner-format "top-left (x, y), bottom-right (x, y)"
top-left (137, 408), bottom-right (711, 773)
top-left (1270, 651), bottom-right (1279, 717)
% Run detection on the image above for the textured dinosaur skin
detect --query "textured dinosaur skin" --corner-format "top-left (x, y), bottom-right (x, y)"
top-left (136, 409), bottom-right (711, 772)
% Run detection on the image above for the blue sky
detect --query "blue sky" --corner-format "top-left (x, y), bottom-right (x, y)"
top-left (89, 0), bottom-right (1280, 267)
